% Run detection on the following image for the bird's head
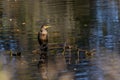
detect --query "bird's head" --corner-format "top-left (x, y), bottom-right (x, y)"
top-left (41, 25), bottom-right (51, 30)
top-left (44, 25), bottom-right (51, 29)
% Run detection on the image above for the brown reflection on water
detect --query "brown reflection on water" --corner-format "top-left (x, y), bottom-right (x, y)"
top-left (38, 55), bottom-right (74, 80)
top-left (0, 50), bottom-right (42, 80)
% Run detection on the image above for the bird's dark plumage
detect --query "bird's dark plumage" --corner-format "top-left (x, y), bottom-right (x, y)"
top-left (37, 25), bottom-right (49, 67)
top-left (38, 25), bottom-right (48, 48)
top-left (38, 31), bottom-right (48, 47)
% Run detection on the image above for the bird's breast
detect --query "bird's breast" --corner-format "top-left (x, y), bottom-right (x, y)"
top-left (40, 34), bottom-right (47, 40)
top-left (39, 29), bottom-right (48, 41)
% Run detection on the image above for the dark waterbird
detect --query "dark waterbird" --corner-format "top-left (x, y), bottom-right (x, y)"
top-left (38, 25), bottom-right (51, 49)
top-left (37, 25), bottom-right (51, 67)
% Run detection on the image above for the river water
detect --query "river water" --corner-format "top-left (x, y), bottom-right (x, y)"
top-left (0, 0), bottom-right (120, 80)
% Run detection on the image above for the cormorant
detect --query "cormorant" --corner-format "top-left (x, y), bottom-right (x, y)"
top-left (37, 25), bottom-right (50, 67)
top-left (38, 25), bottom-right (50, 51)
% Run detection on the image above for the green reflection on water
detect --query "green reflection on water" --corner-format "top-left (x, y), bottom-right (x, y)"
top-left (0, 0), bottom-right (91, 51)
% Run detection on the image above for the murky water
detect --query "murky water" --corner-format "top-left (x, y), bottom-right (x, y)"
top-left (0, 0), bottom-right (120, 80)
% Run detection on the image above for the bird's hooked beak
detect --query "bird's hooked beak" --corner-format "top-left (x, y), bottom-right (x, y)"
top-left (44, 25), bottom-right (51, 29)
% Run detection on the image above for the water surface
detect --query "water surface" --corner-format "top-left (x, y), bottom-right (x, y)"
top-left (0, 0), bottom-right (120, 80)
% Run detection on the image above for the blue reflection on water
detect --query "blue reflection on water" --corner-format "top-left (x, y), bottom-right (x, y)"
top-left (89, 0), bottom-right (120, 80)
top-left (90, 0), bottom-right (119, 50)
top-left (0, 36), bottom-right (20, 51)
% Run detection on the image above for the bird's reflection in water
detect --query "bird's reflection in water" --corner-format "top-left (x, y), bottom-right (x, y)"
top-left (38, 54), bottom-right (74, 80)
